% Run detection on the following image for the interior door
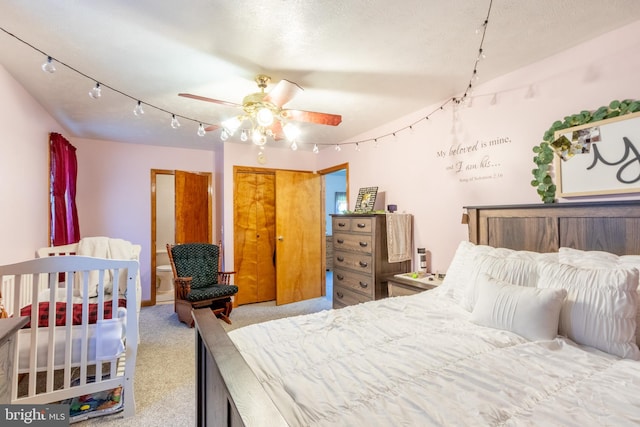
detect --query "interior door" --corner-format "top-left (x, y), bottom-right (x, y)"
top-left (275, 170), bottom-right (322, 305)
top-left (234, 170), bottom-right (277, 305)
top-left (175, 170), bottom-right (212, 244)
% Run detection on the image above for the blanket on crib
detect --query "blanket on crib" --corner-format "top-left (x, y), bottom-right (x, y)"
top-left (20, 298), bottom-right (126, 328)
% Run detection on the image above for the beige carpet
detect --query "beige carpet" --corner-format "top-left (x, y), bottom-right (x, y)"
top-left (80, 290), bottom-right (332, 426)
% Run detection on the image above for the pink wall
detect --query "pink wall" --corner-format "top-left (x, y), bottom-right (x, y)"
top-left (2, 20), bottom-right (639, 300)
top-left (317, 20), bottom-right (640, 273)
top-left (71, 137), bottom-right (216, 300)
top-left (0, 65), bottom-right (63, 262)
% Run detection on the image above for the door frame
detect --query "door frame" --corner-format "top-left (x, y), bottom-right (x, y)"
top-left (150, 169), bottom-right (212, 306)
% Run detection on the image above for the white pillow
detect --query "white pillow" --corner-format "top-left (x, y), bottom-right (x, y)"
top-left (441, 241), bottom-right (514, 303)
top-left (471, 274), bottom-right (566, 341)
top-left (461, 251), bottom-right (550, 312)
top-left (537, 260), bottom-right (640, 360)
top-left (559, 247), bottom-right (640, 346)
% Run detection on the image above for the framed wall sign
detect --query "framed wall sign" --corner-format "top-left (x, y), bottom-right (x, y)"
top-left (554, 111), bottom-right (640, 197)
top-left (354, 187), bottom-right (378, 212)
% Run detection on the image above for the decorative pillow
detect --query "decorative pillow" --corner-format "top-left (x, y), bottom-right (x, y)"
top-left (440, 241), bottom-right (508, 303)
top-left (559, 247), bottom-right (640, 345)
top-left (461, 251), bottom-right (551, 312)
top-left (471, 274), bottom-right (566, 341)
top-left (537, 260), bottom-right (640, 360)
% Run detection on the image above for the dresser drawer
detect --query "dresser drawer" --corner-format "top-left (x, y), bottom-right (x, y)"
top-left (334, 251), bottom-right (373, 274)
top-left (333, 284), bottom-right (371, 308)
top-left (333, 232), bottom-right (372, 254)
top-left (333, 217), bottom-right (352, 232)
top-left (332, 217), bottom-right (373, 234)
top-left (333, 269), bottom-right (374, 297)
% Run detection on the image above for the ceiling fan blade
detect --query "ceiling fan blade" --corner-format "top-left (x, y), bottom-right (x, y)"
top-left (282, 109), bottom-right (342, 126)
top-left (178, 93), bottom-right (242, 108)
top-left (270, 121), bottom-right (285, 141)
top-left (204, 124), bottom-right (220, 132)
top-left (263, 80), bottom-right (303, 107)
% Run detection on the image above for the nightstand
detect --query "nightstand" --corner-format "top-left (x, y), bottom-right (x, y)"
top-left (386, 273), bottom-right (443, 297)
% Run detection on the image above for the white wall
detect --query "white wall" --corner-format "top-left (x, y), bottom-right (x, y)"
top-left (317, 20), bottom-right (640, 273)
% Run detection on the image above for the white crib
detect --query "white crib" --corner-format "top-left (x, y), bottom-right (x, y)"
top-left (0, 255), bottom-right (139, 419)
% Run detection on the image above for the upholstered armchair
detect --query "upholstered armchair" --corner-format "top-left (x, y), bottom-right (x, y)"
top-left (167, 242), bottom-right (238, 327)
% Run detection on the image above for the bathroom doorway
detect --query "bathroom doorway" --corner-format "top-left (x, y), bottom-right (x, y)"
top-left (150, 169), bottom-right (212, 306)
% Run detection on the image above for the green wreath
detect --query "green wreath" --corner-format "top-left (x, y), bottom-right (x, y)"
top-left (531, 99), bottom-right (640, 203)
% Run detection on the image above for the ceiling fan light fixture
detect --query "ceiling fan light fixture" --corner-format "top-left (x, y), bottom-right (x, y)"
top-left (256, 107), bottom-right (274, 126)
top-left (41, 56), bottom-right (56, 73)
top-left (252, 129), bottom-right (267, 146)
top-left (222, 116), bottom-right (242, 135)
top-left (282, 122), bottom-right (301, 141)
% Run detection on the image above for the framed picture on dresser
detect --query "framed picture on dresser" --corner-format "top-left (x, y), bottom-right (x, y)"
top-left (354, 187), bottom-right (378, 212)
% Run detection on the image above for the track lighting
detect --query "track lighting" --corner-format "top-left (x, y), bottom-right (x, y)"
top-left (240, 129), bottom-right (248, 142)
top-left (313, 144), bottom-right (319, 154)
top-left (170, 114), bottom-right (181, 129)
top-left (41, 56), bottom-right (56, 73)
top-left (88, 82), bottom-right (101, 99)
top-left (197, 123), bottom-right (206, 137)
top-left (335, 145), bottom-right (341, 152)
top-left (133, 101), bottom-right (144, 116)
top-left (290, 141), bottom-right (298, 151)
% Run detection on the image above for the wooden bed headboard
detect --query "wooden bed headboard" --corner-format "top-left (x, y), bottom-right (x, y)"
top-left (465, 200), bottom-right (640, 255)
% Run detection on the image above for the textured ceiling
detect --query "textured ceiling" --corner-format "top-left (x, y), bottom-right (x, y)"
top-left (1, 1), bottom-right (639, 151)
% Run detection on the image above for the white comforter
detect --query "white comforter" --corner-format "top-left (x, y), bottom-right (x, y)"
top-left (228, 289), bottom-right (640, 426)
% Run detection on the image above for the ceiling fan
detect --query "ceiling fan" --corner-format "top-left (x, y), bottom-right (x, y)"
top-left (179, 74), bottom-right (342, 146)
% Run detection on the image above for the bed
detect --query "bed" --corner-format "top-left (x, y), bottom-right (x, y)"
top-left (193, 200), bottom-right (640, 426)
top-left (0, 252), bottom-right (140, 419)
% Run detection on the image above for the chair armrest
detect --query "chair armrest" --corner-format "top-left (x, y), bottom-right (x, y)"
top-left (218, 271), bottom-right (236, 286)
top-left (174, 276), bottom-right (193, 299)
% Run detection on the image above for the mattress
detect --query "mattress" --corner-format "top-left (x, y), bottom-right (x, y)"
top-left (17, 307), bottom-right (127, 372)
top-left (228, 289), bottom-right (640, 426)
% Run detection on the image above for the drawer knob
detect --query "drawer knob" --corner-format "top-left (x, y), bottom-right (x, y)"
top-left (338, 222), bottom-right (347, 227)
top-left (337, 256), bottom-right (344, 262)
top-left (356, 223), bottom-right (366, 228)
top-left (337, 239), bottom-right (344, 244)
top-left (359, 241), bottom-right (368, 247)
top-left (337, 291), bottom-right (344, 299)
top-left (359, 261), bottom-right (368, 268)
top-left (336, 274), bottom-right (345, 281)
top-left (359, 282), bottom-right (368, 288)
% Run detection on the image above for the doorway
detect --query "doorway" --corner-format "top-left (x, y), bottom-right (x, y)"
top-left (319, 163), bottom-right (349, 300)
top-left (150, 169), bottom-right (213, 306)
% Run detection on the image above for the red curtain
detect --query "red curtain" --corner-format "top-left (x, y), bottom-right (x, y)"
top-left (50, 133), bottom-right (80, 246)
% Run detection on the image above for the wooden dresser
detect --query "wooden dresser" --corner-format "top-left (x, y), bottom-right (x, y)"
top-left (331, 214), bottom-right (410, 308)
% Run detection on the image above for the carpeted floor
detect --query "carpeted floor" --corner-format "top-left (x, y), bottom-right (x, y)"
top-left (80, 278), bottom-right (332, 426)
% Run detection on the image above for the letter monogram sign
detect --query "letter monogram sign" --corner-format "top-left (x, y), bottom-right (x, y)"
top-left (555, 111), bottom-right (640, 197)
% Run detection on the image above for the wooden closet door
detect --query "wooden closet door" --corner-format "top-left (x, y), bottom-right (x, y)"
top-left (234, 171), bottom-right (276, 304)
top-left (275, 170), bottom-right (322, 305)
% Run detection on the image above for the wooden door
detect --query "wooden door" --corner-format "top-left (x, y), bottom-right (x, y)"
top-left (234, 170), bottom-right (276, 305)
top-left (275, 170), bottom-right (322, 305)
top-left (175, 170), bottom-right (212, 244)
